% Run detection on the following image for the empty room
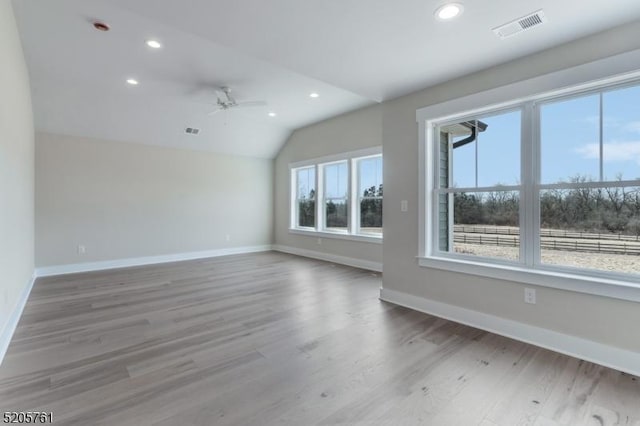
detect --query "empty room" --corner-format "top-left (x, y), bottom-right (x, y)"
top-left (2, 0), bottom-right (640, 424)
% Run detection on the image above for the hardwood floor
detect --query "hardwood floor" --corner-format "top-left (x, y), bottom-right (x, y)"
top-left (1, 251), bottom-right (639, 425)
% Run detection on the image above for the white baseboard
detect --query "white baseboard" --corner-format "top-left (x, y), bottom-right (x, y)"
top-left (0, 273), bottom-right (37, 366)
top-left (380, 287), bottom-right (640, 377)
top-left (273, 244), bottom-right (382, 272)
top-left (35, 245), bottom-right (273, 277)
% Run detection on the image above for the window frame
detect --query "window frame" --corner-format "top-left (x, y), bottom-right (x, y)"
top-left (289, 147), bottom-right (383, 244)
top-left (417, 62), bottom-right (640, 303)
top-left (355, 154), bottom-right (384, 237)
top-left (432, 106), bottom-right (526, 268)
top-left (292, 165), bottom-right (316, 230)
top-left (321, 160), bottom-right (350, 234)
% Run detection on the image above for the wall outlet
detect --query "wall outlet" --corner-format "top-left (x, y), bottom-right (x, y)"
top-left (524, 288), bottom-right (536, 304)
top-left (225, 234), bottom-right (231, 242)
top-left (77, 244), bottom-right (86, 255)
top-left (317, 238), bottom-right (322, 245)
top-left (401, 200), bottom-right (408, 212)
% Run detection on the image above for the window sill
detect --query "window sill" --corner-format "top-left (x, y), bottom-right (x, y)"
top-left (418, 256), bottom-right (640, 303)
top-left (289, 228), bottom-right (383, 244)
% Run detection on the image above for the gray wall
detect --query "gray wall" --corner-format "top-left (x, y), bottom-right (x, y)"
top-left (36, 132), bottom-right (273, 267)
top-left (274, 104), bottom-right (383, 266)
top-left (382, 21), bottom-right (640, 352)
top-left (0, 1), bottom-right (34, 340)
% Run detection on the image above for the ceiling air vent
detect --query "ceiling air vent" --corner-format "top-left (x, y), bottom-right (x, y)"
top-left (493, 10), bottom-right (547, 39)
top-left (185, 127), bottom-right (200, 135)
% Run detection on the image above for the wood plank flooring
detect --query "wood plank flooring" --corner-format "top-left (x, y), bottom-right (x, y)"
top-left (1, 251), bottom-right (639, 425)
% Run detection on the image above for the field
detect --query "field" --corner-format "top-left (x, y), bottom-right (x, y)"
top-left (453, 225), bottom-right (640, 275)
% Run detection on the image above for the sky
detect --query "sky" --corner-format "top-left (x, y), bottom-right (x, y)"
top-left (451, 83), bottom-right (640, 188)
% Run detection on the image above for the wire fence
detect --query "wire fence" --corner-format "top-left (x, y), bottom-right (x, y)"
top-left (453, 228), bottom-right (640, 255)
top-left (453, 225), bottom-right (640, 242)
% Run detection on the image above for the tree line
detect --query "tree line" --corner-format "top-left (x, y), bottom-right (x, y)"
top-left (453, 177), bottom-right (640, 235)
top-left (297, 184), bottom-right (383, 228)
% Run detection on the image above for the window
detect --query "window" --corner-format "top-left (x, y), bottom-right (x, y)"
top-left (357, 156), bottom-right (383, 236)
top-left (538, 85), bottom-right (640, 276)
top-left (437, 111), bottom-right (522, 261)
top-left (427, 79), bottom-right (640, 282)
top-left (323, 161), bottom-right (349, 232)
top-left (294, 167), bottom-right (315, 228)
top-left (290, 148), bottom-right (382, 241)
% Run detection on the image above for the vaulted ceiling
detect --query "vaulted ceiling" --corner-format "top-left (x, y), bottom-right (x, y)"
top-left (13, 0), bottom-right (640, 158)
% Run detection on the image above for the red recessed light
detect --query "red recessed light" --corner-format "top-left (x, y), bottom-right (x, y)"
top-left (93, 21), bottom-right (110, 32)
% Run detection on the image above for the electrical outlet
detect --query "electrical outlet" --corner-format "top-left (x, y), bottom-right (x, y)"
top-left (317, 238), bottom-right (322, 245)
top-left (401, 200), bottom-right (408, 212)
top-left (77, 244), bottom-right (86, 255)
top-left (524, 288), bottom-right (536, 304)
top-left (225, 234), bottom-right (231, 242)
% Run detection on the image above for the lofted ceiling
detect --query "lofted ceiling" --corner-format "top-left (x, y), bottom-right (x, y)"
top-left (12, 0), bottom-right (640, 158)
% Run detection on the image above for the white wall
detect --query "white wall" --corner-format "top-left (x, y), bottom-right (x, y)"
top-left (36, 132), bottom-right (273, 267)
top-left (274, 105), bottom-right (383, 267)
top-left (382, 21), bottom-right (640, 353)
top-left (0, 0), bottom-right (35, 348)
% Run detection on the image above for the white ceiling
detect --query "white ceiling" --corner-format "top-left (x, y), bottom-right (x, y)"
top-left (13, 0), bottom-right (640, 158)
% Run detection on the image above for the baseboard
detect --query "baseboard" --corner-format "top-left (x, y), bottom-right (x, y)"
top-left (380, 287), bottom-right (640, 377)
top-left (35, 245), bottom-right (273, 277)
top-left (0, 273), bottom-right (37, 366)
top-left (273, 244), bottom-right (382, 272)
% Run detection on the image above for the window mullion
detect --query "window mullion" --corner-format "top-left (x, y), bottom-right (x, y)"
top-left (599, 92), bottom-right (604, 182)
top-left (350, 159), bottom-right (357, 235)
top-left (290, 169), bottom-right (296, 229)
top-left (521, 102), bottom-right (537, 267)
top-left (316, 165), bottom-right (324, 232)
top-left (447, 133), bottom-right (454, 251)
top-left (474, 120), bottom-right (479, 188)
top-left (530, 102), bottom-right (542, 267)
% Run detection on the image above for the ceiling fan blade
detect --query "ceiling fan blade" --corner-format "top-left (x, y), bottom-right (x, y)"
top-left (207, 108), bottom-right (223, 116)
top-left (214, 89), bottom-right (227, 101)
top-left (234, 101), bottom-right (268, 109)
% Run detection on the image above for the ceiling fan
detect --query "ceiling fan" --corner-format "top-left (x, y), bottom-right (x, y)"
top-left (207, 87), bottom-right (267, 115)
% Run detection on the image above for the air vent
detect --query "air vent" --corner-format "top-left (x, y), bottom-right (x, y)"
top-left (185, 127), bottom-right (200, 135)
top-left (493, 10), bottom-right (547, 39)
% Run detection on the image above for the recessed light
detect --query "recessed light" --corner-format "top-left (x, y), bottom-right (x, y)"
top-left (268, 112), bottom-right (277, 117)
top-left (126, 78), bottom-right (139, 85)
top-left (146, 40), bottom-right (162, 49)
top-left (310, 93), bottom-right (319, 98)
top-left (434, 3), bottom-right (464, 21)
top-left (93, 21), bottom-right (110, 32)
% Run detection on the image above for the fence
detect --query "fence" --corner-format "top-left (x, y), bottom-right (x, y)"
top-left (453, 232), bottom-right (640, 255)
top-left (453, 225), bottom-right (640, 242)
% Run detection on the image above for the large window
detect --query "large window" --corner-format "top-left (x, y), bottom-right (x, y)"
top-left (294, 167), bottom-right (315, 228)
top-left (429, 80), bottom-right (640, 281)
top-left (324, 161), bottom-right (349, 232)
top-left (437, 111), bottom-right (522, 261)
top-left (290, 149), bottom-right (382, 240)
top-left (357, 155), bottom-right (383, 236)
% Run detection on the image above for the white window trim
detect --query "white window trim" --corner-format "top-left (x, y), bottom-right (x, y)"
top-left (289, 146), bottom-right (383, 243)
top-left (416, 48), bottom-right (640, 303)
